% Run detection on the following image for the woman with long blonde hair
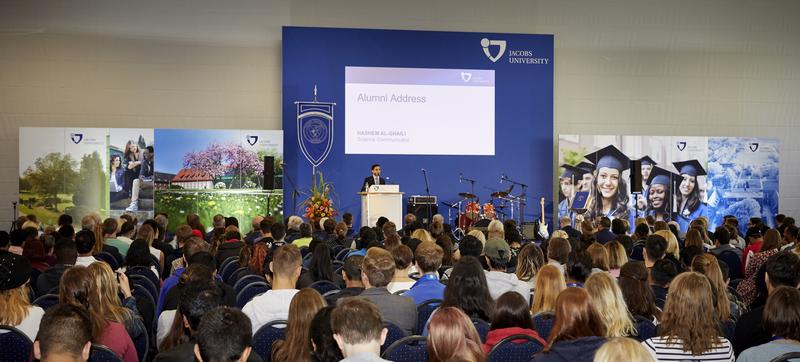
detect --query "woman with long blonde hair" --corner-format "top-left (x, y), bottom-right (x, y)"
top-left (87, 262), bottom-right (146, 340)
top-left (515, 243), bottom-right (545, 289)
top-left (427, 306), bottom-right (486, 362)
top-left (690, 254), bottom-right (732, 322)
top-left (468, 229), bottom-right (487, 246)
top-left (0, 253), bottom-right (44, 341)
top-left (641, 272), bottom-right (734, 360)
top-left (411, 228), bottom-right (434, 243)
top-left (272, 288), bottom-right (327, 362)
top-left (604, 240), bottom-right (627, 278)
top-left (654, 229), bottom-right (680, 260)
top-left (594, 337), bottom-right (655, 362)
top-left (531, 264), bottom-right (566, 315)
top-left (585, 272), bottom-right (636, 337)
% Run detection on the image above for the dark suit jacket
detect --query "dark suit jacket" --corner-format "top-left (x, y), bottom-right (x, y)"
top-left (561, 226), bottom-right (582, 240)
top-left (357, 287), bottom-right (417, 335)
top-left (361, 176), bottom-right (385, 192)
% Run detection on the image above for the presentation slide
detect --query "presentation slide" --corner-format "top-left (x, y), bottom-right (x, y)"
top-left (345, 66), bottom-right (495, 155)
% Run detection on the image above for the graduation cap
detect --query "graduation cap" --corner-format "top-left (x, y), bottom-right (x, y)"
top-left (560, 164), bottom-right (584, 179)
top-left (584, 145), bottom-right (631, 172)
top-left (639, 156), bottom-right (657, 166)
top-left (672, 160), bottom-right (707, 177)
top-left (575, 162), bottom-right (594, 176)
top-left (646, 166), bottom-right (677, 187)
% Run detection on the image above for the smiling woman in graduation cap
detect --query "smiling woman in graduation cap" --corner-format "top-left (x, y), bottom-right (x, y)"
top-left (584, 145), bottom-right (632, 223)
top-left (645, 166), bottom-right (678, 222)
top-left (673, 159), bottom-right (708, 232)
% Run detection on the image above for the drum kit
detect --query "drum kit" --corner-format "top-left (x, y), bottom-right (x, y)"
top-left (441, 174), bottom-right (528, 239)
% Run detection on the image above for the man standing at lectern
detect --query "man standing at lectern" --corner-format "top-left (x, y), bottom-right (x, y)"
top-left (362, 164), bottom-right (385, 192)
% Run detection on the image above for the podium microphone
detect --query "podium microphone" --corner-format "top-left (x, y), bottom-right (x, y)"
top-left (421, 168), bottom-right (427, 173)
top-left (500, 174), bottom-right (505, 184)
top-left (459, 172), bottom-right (463, 183)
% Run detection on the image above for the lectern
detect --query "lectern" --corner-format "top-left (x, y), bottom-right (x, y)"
top-left (359, 185), bottom-right (403, 229)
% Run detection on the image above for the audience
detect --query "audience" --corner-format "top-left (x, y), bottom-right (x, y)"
top-left (483, 291), bottom-right (547, 352)
top-left (514, 243), bottom-right (545, 290)
top-left (690, 254), bottom-right (733, 323)
top-left (37, 238), bottom-right (77, 294)
top-left (737, 228), bottom-right (782, 306)
top-left (272, 288), bottom-right (327, 361)
top-left (156, 280), bottom-right (222, 358)
top-left (386, 244), bottom-right (415, 293)
top-left (594, 337), bottom-right (655, 362)
top-left (326, 255), bottom-right (365, 305)
top-left (585, 272), bottom-right (636, 338)
top-left (617, 261), bottom-right (661, 323)
top-left (483, 237), bottom-right (530, 303)
top-left (564, 250), bottom-right (592, 287)
top-left (86, 262), bottom-right (145, 344)
top-left (428, 306), bottom-right (486, 362)
top-left (33, 304), bottom-right (93, 362)
top-left (0, 252), bottom-right (44, 341)
top-left (243, 244), bottom-right (301, 334)
top-left (641, 272), bottom-right (734, 361)
top-left (331, 298), bottom-right (389, 362)
top-left (403, 241), bottom-right (445, 305)
top-left (530, 264), bottom-right (565, 315)
top-left (358, 247), bottom-right (417, 335)
top-left (74, 229), bottom-right (98, 267)
top-left (309, 306), bottom-right (344, 362)
top-left (737, 286), bottom-right (800, 361)
top-left (195, 307), bottom-right (253, 362)
top-left (546, 237), bottom-right (571, 273)
top-left (298, 243), bottom-right (341, 288)
top-left (442, 256), bottom-right (494, 323)
top-left (533, 287), bottom-right (606, 361)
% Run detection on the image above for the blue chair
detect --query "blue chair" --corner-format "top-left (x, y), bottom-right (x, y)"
top-left (335, 248), bottom-right (351, 261)
top-left (0, 325), bottom-right (32, 362)
top-left (299, 246), bottom-right (310, 257)
top-left (308, 280), bottom-right (340, 295)
top-left (88, 344), bottom-right (123, 362)
top-left (95, 252), bottom-right (120, 270)
top-left (532, 311), bottom-right (555, 341)
top-left (381, 335), bottom-right (427, 362)
top-left (487, 334), bottom-right (545, 361)
top-left (125, 266), bottom-right (160, 289)
top-left (416, 299), bottom-right (442, 335)
top-left (219, 256), bottom-right (238, 273)
top-left (471, 318), bottom-right (490, 342)
top-left (131, 326), bottom-right (149, 362)
top-left (235, 274), bottom-right (266, 294)
top-left (131, 284), bottom-right (156, 332)
top-left (382, 322), bottom-right (407, 354)
top-left (233, 266), bottom-right (250, 281)
top-left (220, 257), bottom-right (240, 283)
top-left (236, 281), bottom-right (270, 308)
top-left (633, 315), bottom-right (657, 342)
top-left (128, 274), bottom-right (158, 302)
top-left (253, 320), bottom-right (287, 362)
top-left (33, 294), bottom-right (60, 311)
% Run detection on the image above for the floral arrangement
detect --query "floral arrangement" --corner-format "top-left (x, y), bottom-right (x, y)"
top-left (304, 172), bottom-right (337, 220)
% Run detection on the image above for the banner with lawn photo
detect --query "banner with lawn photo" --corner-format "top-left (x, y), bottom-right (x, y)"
top-left (19, 127), bottom-right (283, 231)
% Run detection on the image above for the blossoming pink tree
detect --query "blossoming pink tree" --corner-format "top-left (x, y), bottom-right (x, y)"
top-left (184, 142), bottom-right (264, 188)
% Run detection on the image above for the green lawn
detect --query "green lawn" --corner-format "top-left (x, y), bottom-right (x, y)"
top-left (155, 189), bottom-right (283, 233)
top-left (19, 192), bottom-right (74, 226)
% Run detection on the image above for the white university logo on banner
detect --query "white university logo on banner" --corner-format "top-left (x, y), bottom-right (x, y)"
top-left (480, 38), bottom-right (507, 62)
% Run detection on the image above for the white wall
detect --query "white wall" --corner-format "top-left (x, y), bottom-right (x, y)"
top-left (1, 0), bottom-right (798, 226)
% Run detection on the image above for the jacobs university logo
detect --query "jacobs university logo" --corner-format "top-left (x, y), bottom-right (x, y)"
top-left (245, 135), bottom-right (258, 146)
top-left (480, 38), bottom-right (507, 62)
top-left (750, 142), bottom-right (759, 152)
top-left (70, 133), bottom-right (83, 144)
top-left (676, 141), bottom-right (687, 151)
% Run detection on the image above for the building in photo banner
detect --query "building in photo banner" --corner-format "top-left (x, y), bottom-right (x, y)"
top-left (706, 138), bottom-right (779, 235)
top-left (154, 129), bottom-right (284, 233)
top-left (109, 128), bottom-right (155, 218)
top-left (19, 127), bottom-right (108, 226)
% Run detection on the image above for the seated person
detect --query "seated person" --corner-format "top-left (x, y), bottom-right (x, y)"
top-left (483, 238), bottom-right (530, 303)
top-left (358, 247), bottom-right (417, 335)
top-left (403, 242), bottom-right (446, 305)
top-left (242, 244), bottom-right (301, 334)
top-left (331, 298), bottom-right (389, 362)
top-left (325, 255), bottom-right (365, 306)
top-left (34, 304), bottom-right (93, 362)
top-left (650, 259), bottom-right (678, 309)
top-left (126, 145), bottom-right (154, 212)
top-left (194, 307), bottom-right (254, 362)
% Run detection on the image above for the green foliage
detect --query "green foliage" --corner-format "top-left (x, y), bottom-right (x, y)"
top-left (155, 190), bottom-right (283, 233)
top-left (561, 147), bottom-right (587, 166)
top-left (22, 152), bottom-right (78, 211)
top-left (72, 151), bottom-right (107, 209)
top-left (18, 177), bottom-right (31, 191)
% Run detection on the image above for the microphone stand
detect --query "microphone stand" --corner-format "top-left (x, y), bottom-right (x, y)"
top-left (503, 176), bottom-right (528, 226)
top-left (462, 175), bottom-right (477, 203)
top-left (422, 169), bottom-right (432, 226)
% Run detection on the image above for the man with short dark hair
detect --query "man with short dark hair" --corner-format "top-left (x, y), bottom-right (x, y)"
top-left (101, 218), bottom-right (130, 257)
top-left (781, 225), bottom-right (798, 251)
top-left (194, 307), bottom-right (253, 362)
top-left (243, 244), bottom-right (301, 334)
top-left (326, 255), bottom-right (365, 305)
top-left (254, 217), bottom-right (274, 244)
top-left (483, 238), bottom-right (530, 303)
top-left (403, 242), bottom-right (445, 305)
top-left (358, 247), bottom-right (416, 335)
top-left (57, 214), bottom-right (73, 230)
top-left (361, 164), bottom-right (385, 192)
top-left (643, 234), bottom-right (667, 268)
top-left (650, 259), bottom-right (677, 309)
top-left (559, 216), bottom-right (581, 240)
top-left (331, 298), bottom-right (389, 362)
top-left (595, 217), bottom-right (616, 244)
top-left (73, 230), bottom-right (97, 267)
top-left (342, 212), bottom-right (355, 238)
top-left (711, 226), bottom-right (742, 258)
top-left (734, 252), bottom-right (800, 355)
top-left (37, 238), bottom-right (77, 294)
top-left (269, 222), bottom-right (286, 248)
top-left (34, 304), bottom-right (93, 362)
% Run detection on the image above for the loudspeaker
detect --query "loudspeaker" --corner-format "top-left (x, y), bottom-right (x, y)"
top-left (630, 159), bottom-right (642, 193)
top-left (407, 202), bottom-right (438, 226)
top-left (263, 156), bottom-right (275, 190)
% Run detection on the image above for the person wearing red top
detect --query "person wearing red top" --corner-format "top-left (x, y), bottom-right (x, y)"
top-left (742, 227), bottom-right (764, 274)
top-left (483, 291), bottom-right (548, 352)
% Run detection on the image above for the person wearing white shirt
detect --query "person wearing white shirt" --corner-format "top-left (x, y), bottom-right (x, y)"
top-left (242, 244), bottom-right (302, 335)
top-left (483, 238), bottom-right (531, 304)
top-left (74, 229), bottom-right (98, 267)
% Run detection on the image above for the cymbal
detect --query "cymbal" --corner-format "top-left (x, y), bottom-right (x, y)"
top-left (441, 202), bottom-right (458, 209)
top-left (458, 192), bottom-right (477, 199)
top-left (491, 191), bottom-right (509, 198)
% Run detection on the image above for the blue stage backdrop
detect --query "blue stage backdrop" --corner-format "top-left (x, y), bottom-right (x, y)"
top-left (283, 27), bottom-right (553, 227)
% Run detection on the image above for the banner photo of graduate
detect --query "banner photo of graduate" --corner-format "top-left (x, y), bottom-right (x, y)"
top-left (558, 135), bottom-right (778, 234)
top-left (154, 129), bottom-right (284, 234)
top-left (19, 127), bottom-right (109, 226)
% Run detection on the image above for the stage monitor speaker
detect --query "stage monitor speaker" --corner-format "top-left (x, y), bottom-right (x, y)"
top-left (407, 202), bottom-right (438, 226)
top-left (521, 222), bottom-right (538, 240)
top-left (263, 156), bottom-right (275, 190)
top-left (630, 159), bottom-right (642, 193)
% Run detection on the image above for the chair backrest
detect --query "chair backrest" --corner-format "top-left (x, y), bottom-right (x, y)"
top-left (125, 266), bottom-right (160, 288)
top-left (236, 281), bottom-right (270, 308)
top-left (335, 248), bottom-right (351, 261)
top-left (381, 335), bottom-right (428, 362)
top-left (233, 266), bottom-right (250, 281)
top-left (487, 333), bottom-right (545, 361)
top-left (235, 274), bottom-right (266, 294)
top-left (219, 256), bottom-right (239, 273)
top-left (299, 246), bottom-right (310, 257)
top-left (88, 344), bottom-right (123, 362)
top-left (32, 294), bottom-right (60, 311)
top-left (471, 318), bottom-right (490, 342)
top-left (220, 257), bottom-right (240, 283)
top-left (131, 284), bottom-right (156, 332)
top-left (633, 315), bottom-right (656, 342)
top-left (131, 324), bottom-right (149, 362)
top-left (253, 320), bottom-right (287, 362)
top-left (771, 352), bottom-right (800, 362)
top-left (532, 311), bottom-right (555, 341)
top-left (381, 321), bottom-right (408, 354)
top-left (128, 274), bottom-right (159, 302)
top-left (0, 325), bottom-right (33, 362)
top-left (95, 252), bottom-right (119, 270)
top-left (308, 280), bottom-right (340, 295)
top-left (416, 299), bottom-right (442, 335)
